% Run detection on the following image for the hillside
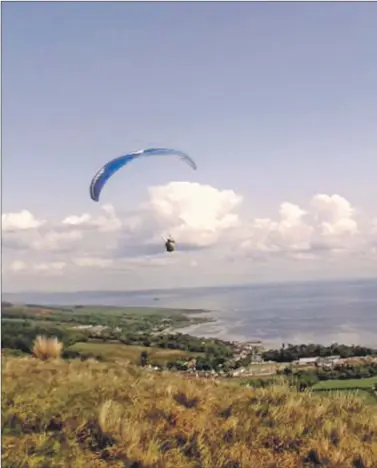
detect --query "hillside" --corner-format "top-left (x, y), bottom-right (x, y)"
top-left (2, 356), bottom-right (377, 468)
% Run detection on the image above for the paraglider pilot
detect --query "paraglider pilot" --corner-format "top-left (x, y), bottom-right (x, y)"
top-left (164, 236), bottom-right (176, 252)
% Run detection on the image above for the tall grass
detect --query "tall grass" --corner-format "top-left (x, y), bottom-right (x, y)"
top-left (2, 356), bottom-right (377, 467)
top-left (32, 335), bottom-right (63, 360)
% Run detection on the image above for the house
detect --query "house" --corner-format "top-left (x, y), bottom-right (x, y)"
top-left (325, 355), bottom-right (341, 361)
top-left (317, 355), bottom-right (342, 368)
top-left (295, 357), bottom-right (319, 366)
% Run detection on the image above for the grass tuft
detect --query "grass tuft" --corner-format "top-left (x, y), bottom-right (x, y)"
top-left (32, 335), bottom-right (63, 360)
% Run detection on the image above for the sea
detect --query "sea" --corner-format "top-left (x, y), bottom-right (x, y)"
top-left (3, 278), bottom-right (377, 349)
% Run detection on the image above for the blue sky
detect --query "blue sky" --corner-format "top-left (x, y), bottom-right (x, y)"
top-left (2, 2), bottom-right (377, 291)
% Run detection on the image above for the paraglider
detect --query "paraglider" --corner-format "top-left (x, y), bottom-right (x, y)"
top-left (89, 148), bottom-right (197, 253)
top-left (164, 236), bottom-right (176, 253)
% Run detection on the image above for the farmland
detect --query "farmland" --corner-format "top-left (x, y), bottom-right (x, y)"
top-left (312, 376), bottom-right (377, 405)
top-left (313, 376), bottom-right (377, 390)
top-left (69, 341), bottom-right (200, 366)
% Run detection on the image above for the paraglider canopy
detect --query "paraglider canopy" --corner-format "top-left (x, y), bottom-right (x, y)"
top-left (89, 147), bottom-right (197, 202)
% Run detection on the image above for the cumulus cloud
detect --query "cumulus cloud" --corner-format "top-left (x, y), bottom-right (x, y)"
top-left (144, 182), bottom-right (242, 245)
top-left (2, 182), bottom-right (376, 291)
top-left (73, 257), bottom-right (113, 268)
top-left (62, 204), bottom-right (122, 232)
top-left (3, 225), bottom-right (84, 254)
top-left (2, 210), bottom-right (45, 232)
top-left (8, 260), bottom-right (66, 275)
top-left (310, 194), bottom-right (358, 237)
top-left (112, 182), bottom-right (243, 258)
top-left (10, 260), bottom-right (28, 272)
top-left (32, 230), bottom-right (83, 251)
top-left (33, 262), bottom-right (66, 273)
top-left (239, 194), bottom-right (364, 260)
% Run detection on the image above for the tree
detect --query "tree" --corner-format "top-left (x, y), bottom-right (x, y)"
top-left (283, 366), bottom-right (293, 376)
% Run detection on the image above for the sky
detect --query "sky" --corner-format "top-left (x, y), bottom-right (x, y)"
top-left (2, 2), bottom-right (377, 292)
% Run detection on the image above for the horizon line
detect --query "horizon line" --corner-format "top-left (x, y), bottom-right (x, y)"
top-left (3, 276), bottom-right (376, 297)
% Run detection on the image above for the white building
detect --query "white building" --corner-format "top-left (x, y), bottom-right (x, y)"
top-left (295, 357), bottom-right (319, 366)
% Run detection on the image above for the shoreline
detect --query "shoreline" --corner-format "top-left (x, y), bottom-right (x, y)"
top-left (4, 301), bottom-right (377, 351)
top-left (3, 302), bottom-right (377, 377)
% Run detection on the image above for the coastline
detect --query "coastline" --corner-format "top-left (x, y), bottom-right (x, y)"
top-left (172, 309), bottom-right (273, 348)
top-left (4, 290), bottom-right (377, 350)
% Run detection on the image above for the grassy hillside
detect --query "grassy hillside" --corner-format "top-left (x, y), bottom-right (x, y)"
top-left (2, 356), bottom-right (377, 468)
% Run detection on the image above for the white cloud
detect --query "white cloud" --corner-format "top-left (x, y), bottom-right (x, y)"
top-left (62, 204), bottom-right (122, 232)
top-left (144, 181), bottom-right (243, 247)
top-left (310, 194), bottom-right (355, 223)
top-left (73, 257), bottom-right (113, 268)
top-left (2, 210), bottom-right (45, 232)
top-left (62, 213), bottom-right (92, 226)
top-left (32, 230), bottom-right (83, 251)
top-left (33, 262), bottom-right (66, 273)
top-left (3, 224), bottom-right (84, 254)
top-left (279, 202), bottom-right (307, 224)
top-left (10, 260), bottom-right (27, 272)
top-left (2, 183), bottom-right (377, 291)
top-left (7, 260), bottom-right (66, 275)
top-left (239, 193), bottom-right (363, 259)
top-left (310, 194), bottom-right (358, 237)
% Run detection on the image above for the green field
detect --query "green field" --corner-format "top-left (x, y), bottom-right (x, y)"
top-left (69, 341), bottom-right (200, 365)
top-left (312, 376), bottom-right (377, 390)
top-left (311, 376), bottom-right (377, 405)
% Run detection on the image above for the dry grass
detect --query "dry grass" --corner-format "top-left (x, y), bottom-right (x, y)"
top-left (2, 356), bottom-right (377, 468)
top-left (32, 335), bottom-right (63, 360)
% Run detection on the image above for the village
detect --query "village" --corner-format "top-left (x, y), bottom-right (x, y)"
top-left (71, 324), bottom-right (377, 380)
top-left (145, 340), bottom-right (377, 380)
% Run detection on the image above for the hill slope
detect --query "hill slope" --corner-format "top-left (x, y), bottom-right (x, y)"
top-left (2, 356), bottom-right (377, 468)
